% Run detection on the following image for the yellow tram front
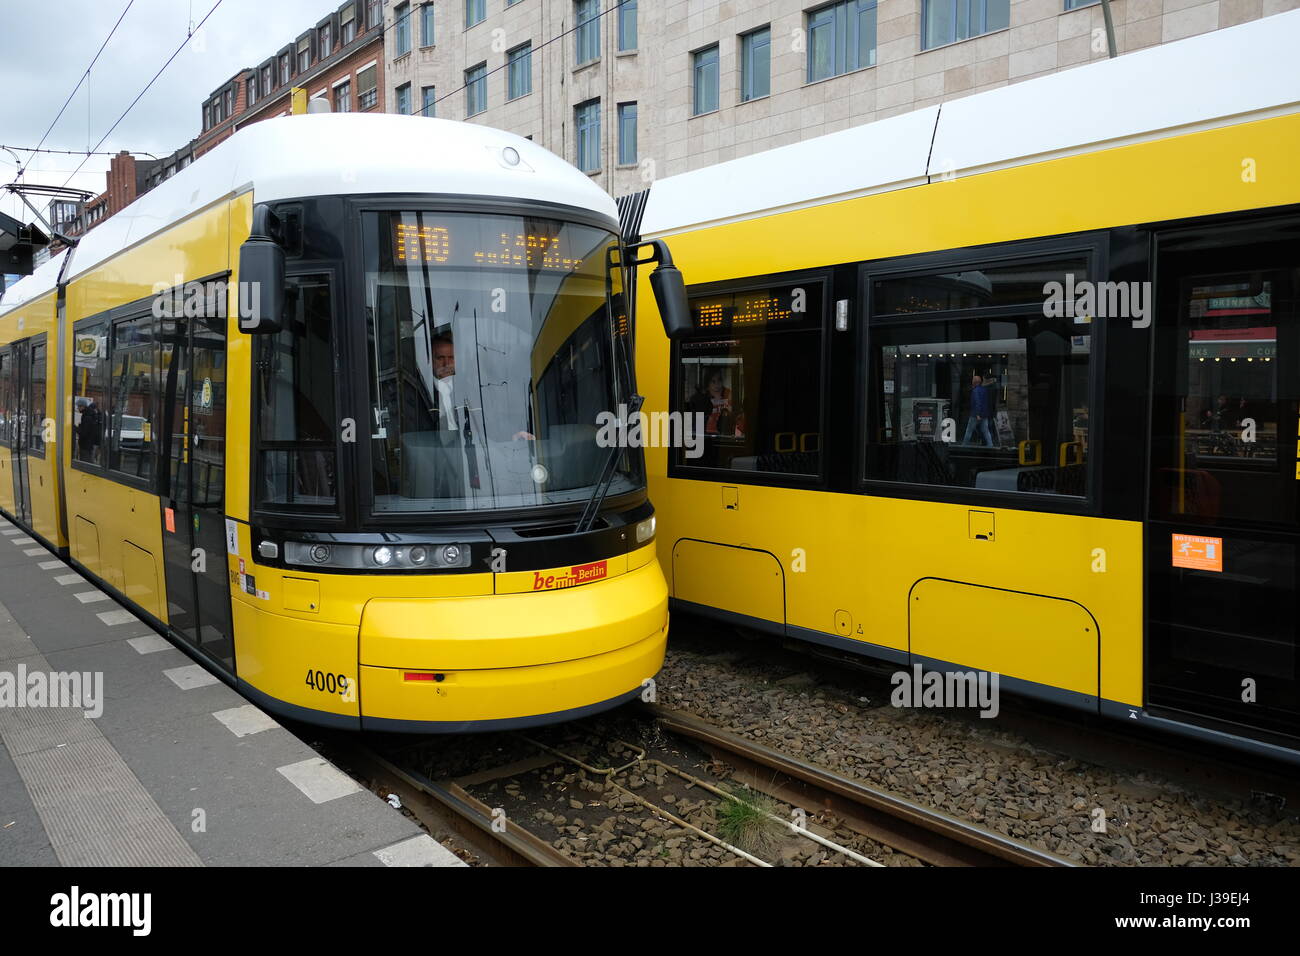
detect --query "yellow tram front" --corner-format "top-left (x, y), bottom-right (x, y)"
top-left (234, 197), bottom-right (669, 731)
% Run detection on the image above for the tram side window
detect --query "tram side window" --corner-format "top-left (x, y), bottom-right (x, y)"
top-left (867, 256), bottom-right (1093, 497)
top-left (72, 323), bottom-right (110, 468)
top-left (109, 316), bottom-right (155, 481)
top-left (254, 274), bottom-right (338, 510)
top-left (0, 349), bottom-right (10, 448)
top-left (674, 281), bottom-right (824, 477)
top-left (29, 340), bottom-right (46, 456)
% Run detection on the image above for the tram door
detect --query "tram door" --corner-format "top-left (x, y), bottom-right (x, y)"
top-left (8, 340), bottom-right (32, 526)
top-left (159, 314), bottom-right (234, 671)
top-left (1147, 216), bottom-right (1300, 742)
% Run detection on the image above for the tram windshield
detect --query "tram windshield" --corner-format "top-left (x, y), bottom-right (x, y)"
top-left (361, 210), bottom-right (635, 513)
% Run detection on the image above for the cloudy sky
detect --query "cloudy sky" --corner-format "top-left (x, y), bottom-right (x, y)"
top-left (0, 0), bottom-right (344, 223)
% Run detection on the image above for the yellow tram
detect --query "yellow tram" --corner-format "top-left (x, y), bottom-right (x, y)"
top-left (0, 112), bottom-right (687, 731)
top-left (630, 13), bottom-right (1300, 761)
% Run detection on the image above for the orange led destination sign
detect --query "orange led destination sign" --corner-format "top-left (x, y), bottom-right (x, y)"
top-left (394, 223), bottom-right (583, 271)
top-left (1171, 533), bottom-right (1223, 572)
top-left (689, 282), bottom-right (821, 331)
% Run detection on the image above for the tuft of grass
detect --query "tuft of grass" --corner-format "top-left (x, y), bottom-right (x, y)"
top-left (716, 786), bottom-right (783, 857)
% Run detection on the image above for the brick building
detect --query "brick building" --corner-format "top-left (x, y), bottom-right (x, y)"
top-left (196, 0), bottom-right (388, 157)
top-left (50, 0), bottom-right (389, 248)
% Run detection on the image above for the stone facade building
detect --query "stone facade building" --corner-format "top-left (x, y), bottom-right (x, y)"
top-left (382, 0), bottom-right (1300, 197)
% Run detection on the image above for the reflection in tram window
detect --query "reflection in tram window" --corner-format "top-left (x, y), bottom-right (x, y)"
top-left (1184, 280), bottom-right (1276, 463)
top-left (109, 316), bottom-right (153, 480)
top-left (255, 274), bottom-right (338, 510)
top-left (868, 318), bottom-right (1091, 496)
top-left (72, 322), bottom-right (110, 467)
top-left (362, 211), bottom-right (632, 513)
top-left (0, 350), bottom-right (9, 447)
top-left (28, 341), bottom-right (46, 457)
top-left (674, 280), bottom-right (824, 477)
top-left (1154, 269), bottom-right (1293, 525)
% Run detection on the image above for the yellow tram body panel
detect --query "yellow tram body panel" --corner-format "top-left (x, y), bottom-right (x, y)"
top-left (59, 197), bottom-right (233, 619)
top-left (637, 110), bottom-right (1300, 715)
top-left (229, 533), bottom-right (667, 724)
top-left (0, 287), bottom-right (64, 547)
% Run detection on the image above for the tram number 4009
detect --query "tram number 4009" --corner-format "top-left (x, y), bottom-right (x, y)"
top-left (306, 669), bottom-right (353, 698)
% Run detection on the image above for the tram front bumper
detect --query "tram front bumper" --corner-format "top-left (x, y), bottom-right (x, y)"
top-left (356, 559), bottom-right (669, 730)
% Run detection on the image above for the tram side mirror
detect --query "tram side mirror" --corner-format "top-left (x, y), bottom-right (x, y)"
top-left (650, 261), bottom-right (692, 340)
top-left (628, 239), bottom-right (692, 340)
top-left (238, 204), bottom-right (284, 334)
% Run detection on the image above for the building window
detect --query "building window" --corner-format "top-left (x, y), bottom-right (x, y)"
top-left (421, 85), bottom-right (436, 116)
top-left (618, 0), bottom-right (637, 51)
top-left (576, 0), bottom-right (600, 64)
top-left (1063, 0), bottom-right (1099, 7)
top-left (921, 0), bottom-right (1009, 49)
top-left (358, 64), bottom-right (378, 109)
top-left (341, 4), bottom-right (357, 43)
top-left (320, 23), bottom-right (332, 56)
top-left (279, 53), bottom-right (291, 85)
top-left (693, 45), bottom-right (719, 115)
top-left (465, 62), bottom-right (487, 115)
top-left (421, 3), bottom-right (435, 45)
top-left (396, 82), bottom-right (412, 114)
top-left (261, 65), bottom-right (272, 93)
top-left (298, 37), bottom-right (310, 73)
top-left (203, 104), bottom-right (212, 130)
top-left (246, 76), bottom-right (256, 105)
top-left (575, 99), bottom-right (600, 172)
top-left (395, 2), bottom-right (411, 55)
top-left (617, 102), bottom-right (637, 165)
top-left (334, 79), bottom-right (352, 112)
top-left (808, 0), bottom-right (877, 81)
top-left (740, 26), bottom-right (771, 102)
top-left (466, 0), bottom-right (485, 28)
top-left (507, 43), bottom-right (532, 99)
top-left (368, 0), bottom-right (382, 28)
top-left (223, 89), bottom-right (233, 116)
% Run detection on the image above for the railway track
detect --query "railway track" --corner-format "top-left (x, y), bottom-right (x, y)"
top-left (328, 705), bottom-right (1073, 867)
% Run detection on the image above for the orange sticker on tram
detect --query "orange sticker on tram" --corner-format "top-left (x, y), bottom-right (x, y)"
top-left (531, 560), bottom-right (608, 591)
top-left (1172, 533), bottom-right (1223, 572)
top-left (165, 507), bottom-right (176, 533)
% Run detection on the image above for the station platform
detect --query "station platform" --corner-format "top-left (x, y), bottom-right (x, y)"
top-left (0, 516), bottom-right (464, 867)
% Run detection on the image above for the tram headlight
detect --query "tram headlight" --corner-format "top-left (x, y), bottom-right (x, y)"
top-left (635, 515), bottom-right (656, 545)
top-left (284, 540), bottom-right (471, 570)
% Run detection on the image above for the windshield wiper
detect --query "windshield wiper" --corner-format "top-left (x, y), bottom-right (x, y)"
top-left (575, 392), bottom-right (642, 534)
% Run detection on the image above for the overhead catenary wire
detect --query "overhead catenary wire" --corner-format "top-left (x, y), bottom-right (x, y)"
top-left (23, 0), bottom-right (136, 179)
top-left (54, 0), bottom-right (225, 195)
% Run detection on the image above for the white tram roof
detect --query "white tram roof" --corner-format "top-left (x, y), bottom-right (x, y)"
top-left (0, 113), bottom-right (618, 314)
top-left (639, 8), bottom-right (1300, 239)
